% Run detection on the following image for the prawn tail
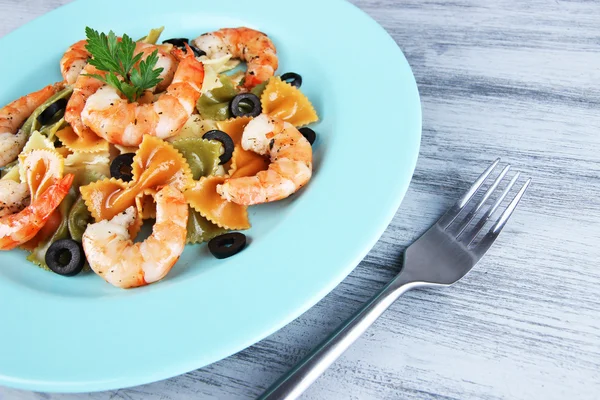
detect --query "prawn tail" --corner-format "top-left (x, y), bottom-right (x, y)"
top-left (0, 174), bottom-right (74, 251)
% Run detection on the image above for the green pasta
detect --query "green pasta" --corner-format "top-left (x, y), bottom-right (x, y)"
top-left (27, 168), bottom-right (104, 269)
top-left (171, 136), bottom-right (231, 243)
top-left (196, 76), bottom-right (239, 120)
top-left (68, 196), bottom-right (93, 242)
top-left (20, 86), bottom-right (73, 137)
top-left (186, 207), bottom-right (228, 244)
top-left (0, 160), bottom-right (18, 179)
top-left (251, 79), bottom-right (269, 98)
top-left (171, 137), bottom-right (222, 180)
top-left (39, 117), bottom-right (67, 141)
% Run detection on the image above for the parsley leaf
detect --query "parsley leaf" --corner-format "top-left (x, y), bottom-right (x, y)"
top-left (130, 50), bottom-right (164, 93)
top-left (84, 27), bottom-right (164, 102)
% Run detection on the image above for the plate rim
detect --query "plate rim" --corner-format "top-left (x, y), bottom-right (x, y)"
top-left (0, 0), bottom-right (422, 392)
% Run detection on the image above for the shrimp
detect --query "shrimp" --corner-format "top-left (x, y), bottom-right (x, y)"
top-left (82, 185), bottom-right (188, 289)
top-left (0, 82), bottom-right (64, 167)
top-left (0, 174), bottom-right (74, 250)
top-left (0, 180), bottom-right (30, 217)
top-left (61, 40), bottom-right (176, 88)
top-left (64, 64), bottom-right (106, 139)
top-left (64, 43), bottom-right (178, 139)
top-left (193, 27), bottom-right (278, 89)
top-left (60, 40), bottom-right (89, 85)
top-left (81, 45), bottom-right (204, 146)
top-left (217, 114), bottom-right (312, 205)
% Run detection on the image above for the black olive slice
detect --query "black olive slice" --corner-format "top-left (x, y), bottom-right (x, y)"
top-left (203, 130), bottom-right (234, 164)
top-left (208, 233), bottom-right (247, 259)
top-left (299, 127), bottom-right (316, 145)
top-left (280, 72), bottom-right (302, 88)
top-left (36, 98), bottom-right (68, 125)
top-left (230, 93), bottom-right (262, 118)
top-left (162, 38), bottom-right (189, 47)
top-left (189, 45), bottom-right (206, 58)
top-left (110, 153), bottom-right (136, 182)
top-left (45, 239), bottom-right (85, 276)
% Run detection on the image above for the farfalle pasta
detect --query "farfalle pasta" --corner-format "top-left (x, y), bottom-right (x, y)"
top-left (171, 137), bottom-right (222, 180)
top-left (185, 176), bottom-right (250, 230)
top-left (55, 125), bottom-right (109, 153)
top-left (19, 149), bottom-right (65, 199)
top-left (218, 117), bottom-right (270, 177)
top-left (0, 25), bottom-right (319, 288)
top-left (260, 76), bottom-right (319, 127)
top-left (80, 135), bottom-right (193, 222)
top-left (9, 150), bottom-right (74, 263)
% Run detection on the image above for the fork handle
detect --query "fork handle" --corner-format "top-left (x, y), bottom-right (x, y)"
top-left (257, 275), bottom-right (420, 400)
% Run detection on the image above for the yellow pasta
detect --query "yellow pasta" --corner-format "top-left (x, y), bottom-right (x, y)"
top-left (260, 76), bottom-right (319, 127)
top-left (169, 115), bottom-right (219, 141)
top-left (19, 149), bottom-right (64, 200)
top-left (64, 150), bottom-right (110, 185)
top-left (199, 54), bottom-right (241, 94)
top-left (2, 131), bottom-right (55, 183)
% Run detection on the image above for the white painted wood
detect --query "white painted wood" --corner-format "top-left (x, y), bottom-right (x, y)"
top-left (1, 0), bottom-right (599, 399)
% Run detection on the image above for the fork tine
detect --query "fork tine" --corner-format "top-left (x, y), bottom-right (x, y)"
top-left (460, 172), bottom-right (521, 246)
top-left (437, 158), bottom-right (500, 229)
top-left (452, 165), bottom-right (511, 237)
top-left (472, 178), bottom-right (531, 255)
top-left (490, 178), bottom-right (531, 234)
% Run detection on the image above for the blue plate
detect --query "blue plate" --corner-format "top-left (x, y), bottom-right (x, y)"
top-left (0, 0), bottom-right (420, 392)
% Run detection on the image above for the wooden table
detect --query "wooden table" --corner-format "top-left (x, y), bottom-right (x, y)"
top-left (1, 0), bottom-right (599, 398)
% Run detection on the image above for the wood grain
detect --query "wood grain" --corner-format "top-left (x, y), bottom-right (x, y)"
top-left (1, 0), bottom-right (599, 399)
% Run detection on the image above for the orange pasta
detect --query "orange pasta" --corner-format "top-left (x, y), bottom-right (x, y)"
top-left (55, 125), bottom-right (109, 153)
top-left (260, 76), bottom-right (318, 127)
top-left (185, 176), bottom-right (250, 230)
top-left (80, 136), bottom-right (193, 223)
top-left (217, 117), bottom-right (269, 177)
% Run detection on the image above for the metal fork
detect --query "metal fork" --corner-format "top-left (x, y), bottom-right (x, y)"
top-left (258, 158), bottom-right (531, 400)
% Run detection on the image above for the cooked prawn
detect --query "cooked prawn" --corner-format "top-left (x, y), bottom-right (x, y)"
top-left (64, 43), bottom-right (178, 139)
top-left (0, 174), bottom-right (74, 250)
top-left (0, 82), bottom-right (64, 167)
top-left (217, 114), bottom-right (312, 205)
top-left (82, 185), bottom-right (188, 289)
top-left (81, 45), bottom-right (204, 146)
top-left (60, 40), bottom-right (89, 85)
top-left (64, 64), bottom-right (106, 139)
top-left (193, 27), bottom-right (278, 89)
top-left (0, 180), bottom-right (30, 217)
top-left (61, 39), bottom-right (176, 88)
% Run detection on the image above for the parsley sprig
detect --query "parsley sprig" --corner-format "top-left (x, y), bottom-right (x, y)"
top-left (84, 27), bottom-right (164, 102)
